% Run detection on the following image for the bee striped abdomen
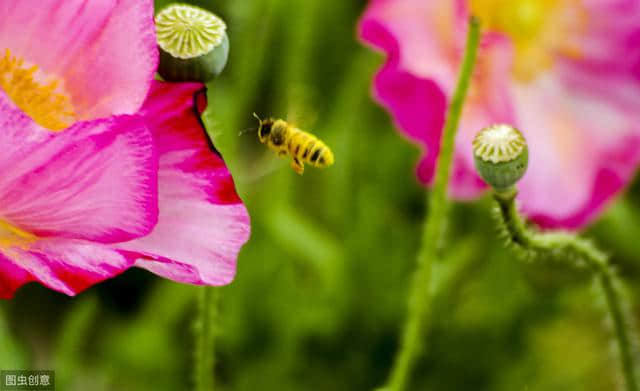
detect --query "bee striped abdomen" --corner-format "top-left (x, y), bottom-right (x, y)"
top-left (288, 128), bottom-right (327, 168)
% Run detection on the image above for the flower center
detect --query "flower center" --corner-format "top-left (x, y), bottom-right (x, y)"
top-left (0, 49), bottom-right (75, 131)
top-left (473, 124), bottom-right (526, 163)
top-left (155, 4), bottom-right (227, 59)
top-left (470, 0), bottom-right (587, 81)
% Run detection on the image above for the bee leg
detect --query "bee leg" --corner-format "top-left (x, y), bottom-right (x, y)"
top-left (291, 157), bottom-right (304, 175)
top-left (278, 150), bottom-right (288, 157)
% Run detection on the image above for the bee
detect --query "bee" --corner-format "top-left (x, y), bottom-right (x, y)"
top-left (253, 113), bottom-right (334, 175)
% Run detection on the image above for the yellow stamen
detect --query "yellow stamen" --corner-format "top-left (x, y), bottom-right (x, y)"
top-left (470, 0), bottom-right (587, 81)
top-left (0, 49), bottom-right (75, 131)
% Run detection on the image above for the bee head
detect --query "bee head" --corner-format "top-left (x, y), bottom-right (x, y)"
top-left (254, 113), bottom-right (273, 143)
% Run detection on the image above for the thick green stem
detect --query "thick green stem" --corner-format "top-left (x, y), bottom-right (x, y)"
top-left (600, 271), bottom-right (638, 391)
top-left (495, 190), bottom-right (638, 391)
top-left (385, 17), bottom-right (481, 391)
top-left (195, 287), bottom-right (220, 391)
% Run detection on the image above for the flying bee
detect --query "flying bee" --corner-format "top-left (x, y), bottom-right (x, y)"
top-left (252, 113), bottom-right (334, 175)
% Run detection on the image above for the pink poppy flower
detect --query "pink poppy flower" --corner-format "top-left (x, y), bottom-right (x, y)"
top-left (0, 0), bottom-right (250, 298)
top-left (359, 0), bottom-right (640, 228)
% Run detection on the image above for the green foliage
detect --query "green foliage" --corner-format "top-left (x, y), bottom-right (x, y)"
top-left (2, 1), bottom-right (640, 390)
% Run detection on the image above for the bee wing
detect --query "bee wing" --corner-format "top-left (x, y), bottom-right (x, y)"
top-left (236, 152), bottom-right (287, 184)
top-left (285, 85), bottom-right (318, 129)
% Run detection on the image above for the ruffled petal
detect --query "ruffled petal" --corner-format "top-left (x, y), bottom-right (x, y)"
top-left (566, 0), bottom-right (640, 80)
top-left (359, 1), bottom-right (514, 199)
top-left (360, 0), bottom-right (467, 90)
top-left (0, 254), bottom-right (32, 299)
top-left (360, 0), bottom-right (640, 228)
top-left (0, 91), bottom-right (158, 243)
top-left (0, 0), bottom-right (157, 120)
top-left (0, 239), bottom-right (133, 298)
top-left (117, 82), bottom-right (250, 286)
top-left (514, 75), bottom-right (640, 228)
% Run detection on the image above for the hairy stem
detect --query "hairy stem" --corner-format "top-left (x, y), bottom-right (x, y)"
top-left (385, 17), bottom-right (481, 391)
top-left (195, 287), bottom-right (220, 391)
top-left (495, 190), bottom-right (638, 391)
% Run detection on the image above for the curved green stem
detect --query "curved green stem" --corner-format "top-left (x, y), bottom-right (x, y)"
top-left (195, 287), bottom-right (220, 391)
top-left (494, 189), bottom-right (638, 391)
top-left (385, 17), bottom-right (481, 391)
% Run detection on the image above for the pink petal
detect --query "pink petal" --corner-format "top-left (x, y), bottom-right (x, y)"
top-left (568, 0), bottom-right (640, 80)
top-left (0, 239), bottom-right (134, 298)
top-left (117, 82), bottom-right (250, 286)
top-left (359, 1), bottom-right (513, 199)
top-left (360, 0), bottom-right (640, 228)
top-left (0, 91), bottom-right (158, 243)
top-left (367, 23), bottom-right (446, 176)
top-left (0, 254), bottom-right (32, 299)
top-left (0, 0), bottom-right (158, 120)
top-left (360, 0), bottom-right (467, 91)
top-left (514, 76), bottom-right (640, 228)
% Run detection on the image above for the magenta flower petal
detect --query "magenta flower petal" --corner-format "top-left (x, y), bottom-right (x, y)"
top-left (359, 0), bottom-right (640, 227)
top-left (117, 82), bottom-right (251, 286)
top-left (0, 239), bottom-right (133, 298)
top-left (0, 92), bottom-right (159, 298)
top-left (363, 18), bottom-right (446, 186)
top-left (0, 2), bottom-right (249, 298)
top-left (0, 91), bottom-right (158, 243)
top-left (512, 77), bottom-right (640, 228)
top-left (359, 0), bottom-right (514, 199)
top-left (0, 254), bottom-right (32, 299)
top-left (0, 82), bottom-right (251, 297)
top-left (0, 0), bottom-right (158, 120)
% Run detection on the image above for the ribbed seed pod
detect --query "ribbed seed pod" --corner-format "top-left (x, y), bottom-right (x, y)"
top-left (472, 124), bottom-right (528, 192)
top-left (156, 4), bottom-right (229, 82)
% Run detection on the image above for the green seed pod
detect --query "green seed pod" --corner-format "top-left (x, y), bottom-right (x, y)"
top-left (156, 4), bottom-right (229, 82)
top-left (472, 124), bottom-right (528, 193)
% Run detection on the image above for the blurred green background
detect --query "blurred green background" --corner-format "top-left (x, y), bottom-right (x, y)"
top-left (2, 0), bottom-right (640, 390)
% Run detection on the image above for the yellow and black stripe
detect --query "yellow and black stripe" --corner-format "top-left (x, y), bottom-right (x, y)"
top-left (255, 116), bottom-right (334, 175)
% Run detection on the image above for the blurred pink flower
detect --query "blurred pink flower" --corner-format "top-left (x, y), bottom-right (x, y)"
top-left (359, 0), bottom-right (640, 228)
top-left (0, 0), bottom-right (250, 297)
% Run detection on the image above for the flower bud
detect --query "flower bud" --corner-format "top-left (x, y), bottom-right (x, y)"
top-left (472, 124), bottom-right (528, 192)
top-left (156, 4), bottom-right (229, 82)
